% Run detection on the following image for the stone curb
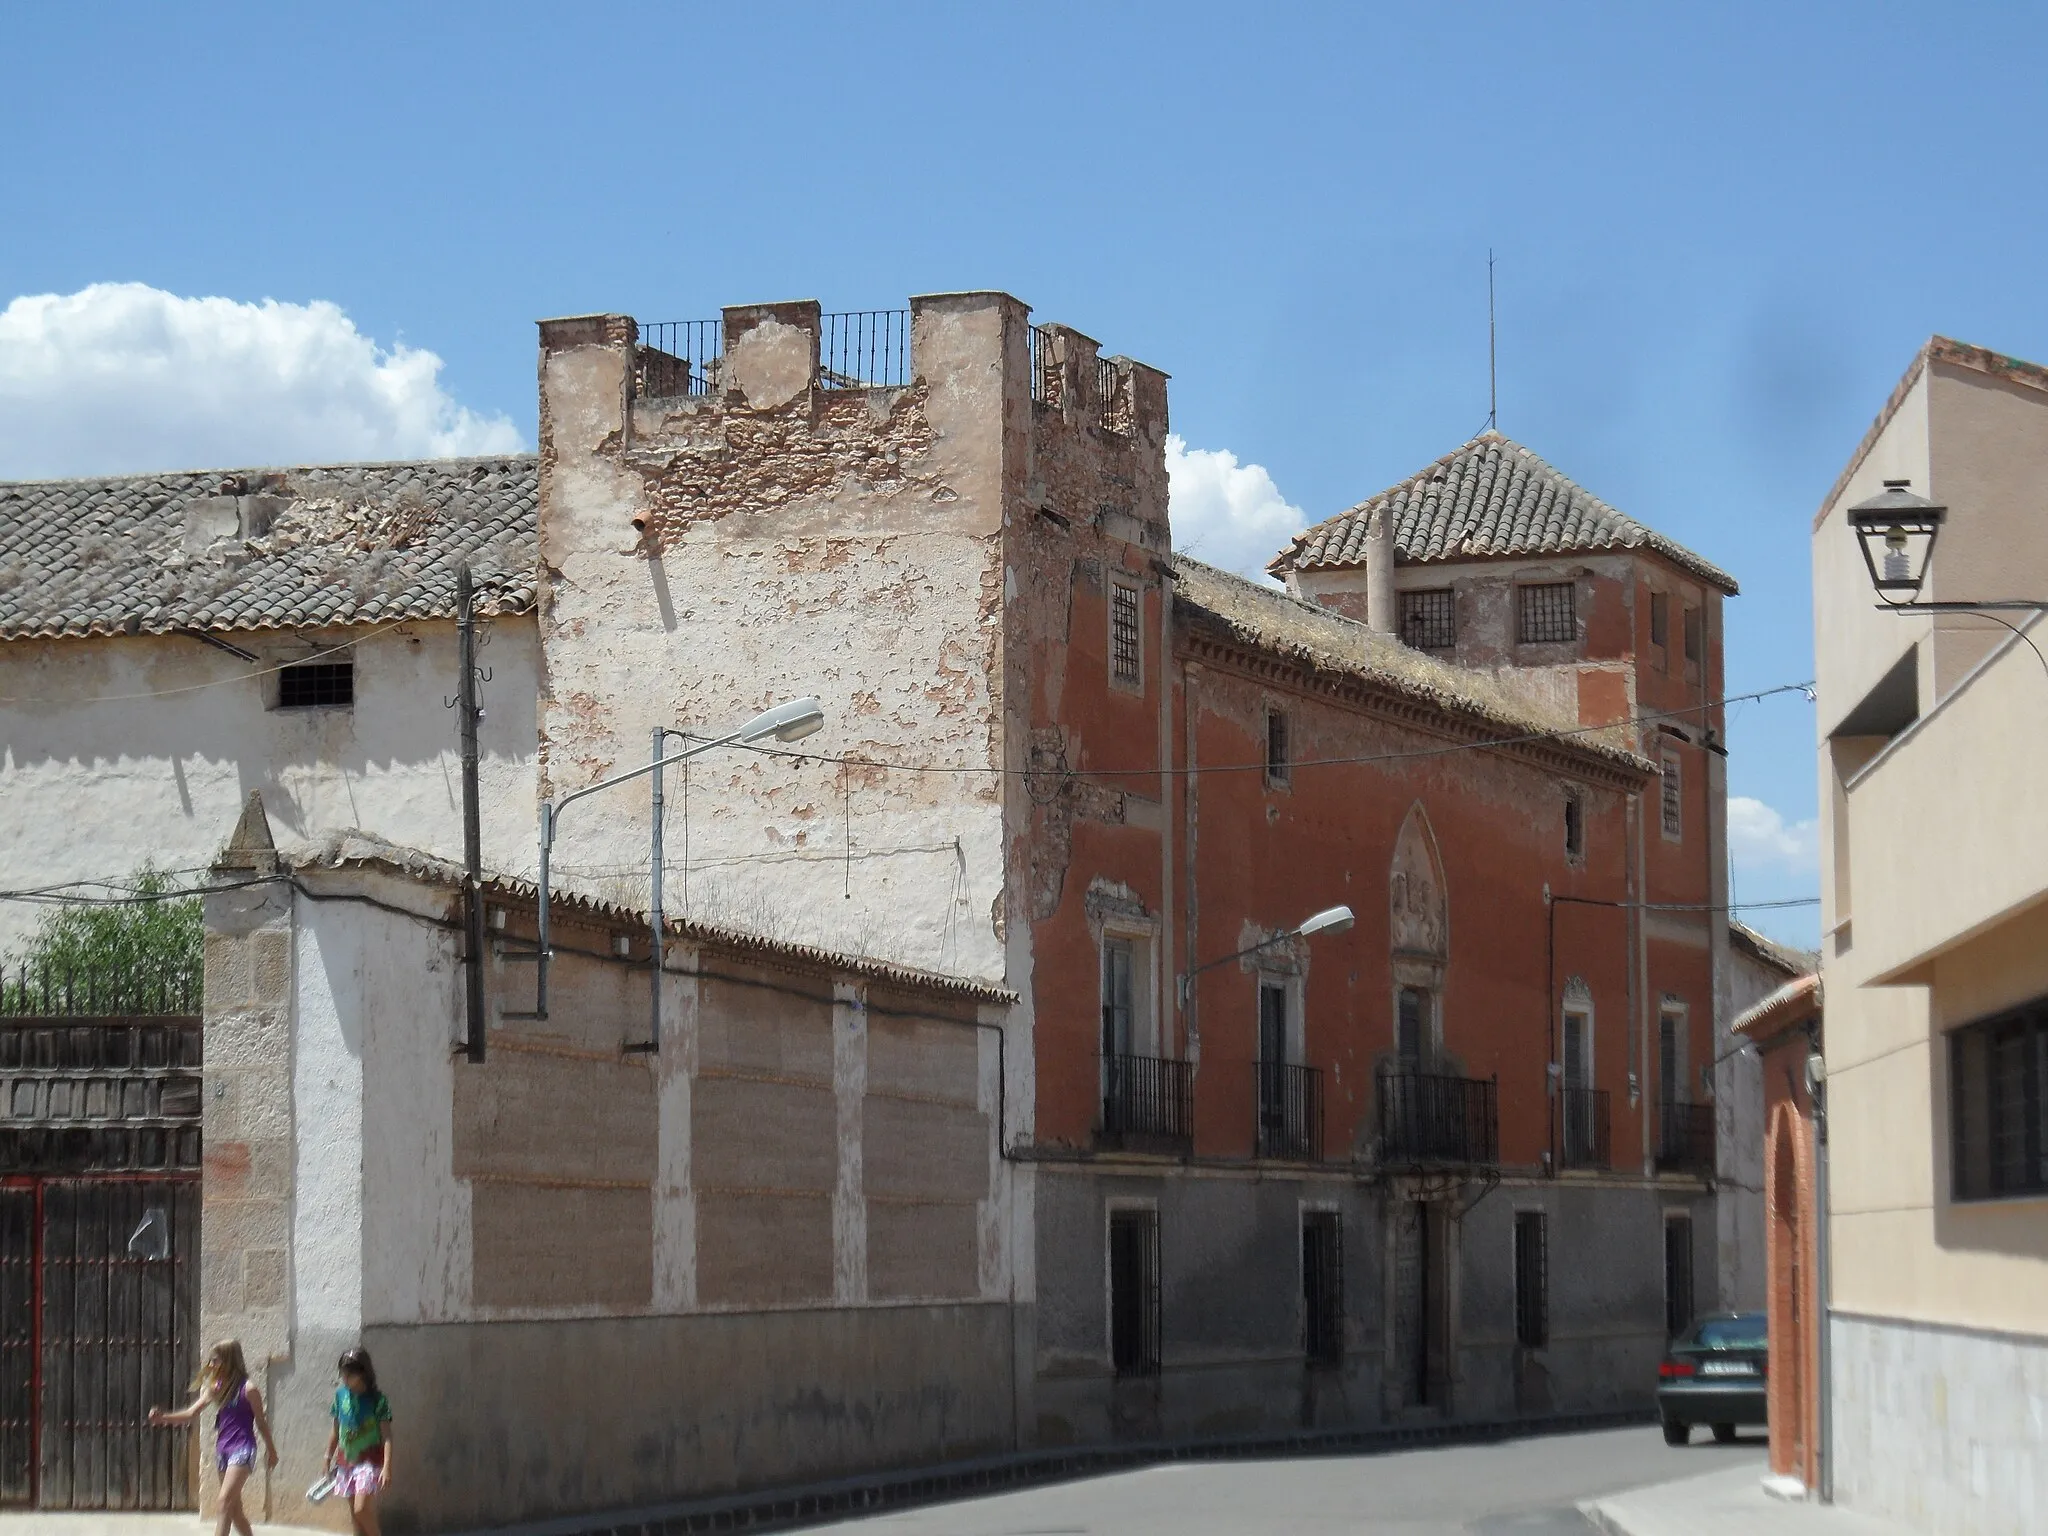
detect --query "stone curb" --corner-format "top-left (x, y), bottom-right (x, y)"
top-left (444, 1408), bottom-right (1656, 1536)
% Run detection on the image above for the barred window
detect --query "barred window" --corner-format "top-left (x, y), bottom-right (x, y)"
top-left (277, 661), bottom-right (354, 709)
top-left (1265, 708), bottom-right (1290, 786)
top-left (1951, 1001), bottom-right (2048, 1201)
top-left (1683, 607), bottom-right (1703, 664)
top-left (1111, 580), bottom-right (1142, 685)
top-left (1514, 1210), bottom-right (1548, 1348)
top-left (1302, 1211), bottom-right (1344, 1365)
top-left (1399, 588), bottom-right (1456, 649)
top-left (1564, 788), bottom-right (1584, 861)
top-left (1518, 583), bottom-right (1576, 644)
top-left (1109, 1207), bottom-right (1161, 1375)
top-left (1660, 750), bottom-right (1683, 840)
top-left (1649, 591), bottom-right (1669, 649)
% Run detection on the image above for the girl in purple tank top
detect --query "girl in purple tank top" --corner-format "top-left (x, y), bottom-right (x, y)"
top-left (149, 1339), bottom-right (277, 1536)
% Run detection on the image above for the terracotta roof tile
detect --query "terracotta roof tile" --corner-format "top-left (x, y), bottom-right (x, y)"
top-left (0, 455), bottom-right (538, 640)
top-left (1274, 433), bottom-right (1737, 593)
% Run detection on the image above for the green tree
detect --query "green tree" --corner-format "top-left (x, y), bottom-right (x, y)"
top-left (1, 866), bottom-right (202, 1013)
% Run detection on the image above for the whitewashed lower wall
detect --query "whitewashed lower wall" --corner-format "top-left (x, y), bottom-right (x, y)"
top-left (1832, 1310), bottom-right (2048, 1535)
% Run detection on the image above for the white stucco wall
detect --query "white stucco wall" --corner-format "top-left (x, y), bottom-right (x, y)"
top-left (0, 618), bottom-right (540, 954)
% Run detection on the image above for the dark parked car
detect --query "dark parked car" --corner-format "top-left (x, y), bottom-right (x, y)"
top-left (1658, 1311), bottom-right (1767, 1445)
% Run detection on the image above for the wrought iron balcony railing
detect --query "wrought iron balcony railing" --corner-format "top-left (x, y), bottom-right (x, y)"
top-left (1557, 1085), bottom-right (1611, 1170)
top-left (1101, 1052), bottom-right (1193, 1148)
top-left (1255, 1061), bottom-right (1324, 1161)
top-left (1377, 1069), bottom-right (1499, 1166)
top-left (1656, 1101), bottom-right (1716, 1177)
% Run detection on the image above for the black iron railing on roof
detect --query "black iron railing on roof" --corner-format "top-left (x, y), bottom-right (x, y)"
top-left (1029, 324), bottom-right (1059, 405)
top-left (820, 310), bottom-right (911, 389)
top-left (1097, 357), bottom-right (1134, 436)
top-left (2, 962), bottom-right (201, 1019)
top-left (635, 320), bottom-right (724, 399)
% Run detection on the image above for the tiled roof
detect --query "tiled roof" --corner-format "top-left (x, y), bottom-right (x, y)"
top-left (285, 829), bottom-right (1018, 1006)
top-left (1273, 433), bottom-right (1738, 593)
top-left (1170, 556), bottom-right (1649, 779)
top-left (0, 456), bottom-right (538, 640)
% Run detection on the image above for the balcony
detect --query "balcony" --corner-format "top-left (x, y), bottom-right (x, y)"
top-left (1557, 1086), bottom-right (1611, 1170)
top-left (1255, 1062), bottom-right (1324, 1161)
top-left (1101, 1053), bottom-right (1193, 1152)
top-left (1656, 1101), bottom-right (1716, 1178)
top-left (1377, 1069), bottom-right (1499, 1167)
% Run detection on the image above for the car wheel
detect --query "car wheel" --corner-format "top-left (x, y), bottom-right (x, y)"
top-left (1712, 1423), bottom-right (1738, 1444)
top-left (1662, 1419), bottom-right (1690, 1446)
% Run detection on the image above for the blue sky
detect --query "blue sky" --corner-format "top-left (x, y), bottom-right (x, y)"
top-left (9, 2), bottom-right (2048, 948)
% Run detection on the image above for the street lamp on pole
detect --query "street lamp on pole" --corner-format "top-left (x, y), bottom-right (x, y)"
top-left (1177, 904), bottom-right (1355, 1009)
top-left (513, 696), bottom-right (825, 1042)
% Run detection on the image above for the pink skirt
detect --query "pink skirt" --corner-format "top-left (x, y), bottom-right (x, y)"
top-left (333, 1462), bottom-right (383, 1499)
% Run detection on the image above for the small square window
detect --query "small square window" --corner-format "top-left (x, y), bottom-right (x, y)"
top-left (1564, 789), bottom-right (1584, 861)
top-left (277, 661), bottom-right (354, 709)
top-left (1399, 589), bottom-right (1456, 650)
top-left (1111, 580), bottom-right (1142, 686)
top-left (1683, 607), bottom-right (1702, 664)
top-left (1266, 708), bottom-right (1290, 786)
top-left (1517, 583), bottom-right (1575, 645)
top-left (1660, 750), bottom-right (1683, 840)
top-left (1649, 592), bottom-right (1669, 650)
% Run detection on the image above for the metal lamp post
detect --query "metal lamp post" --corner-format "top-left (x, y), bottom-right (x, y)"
top-left (1177, 905), bottom-right (1355, 1008)
top-left (515, 696), bottom-right (825, 1045)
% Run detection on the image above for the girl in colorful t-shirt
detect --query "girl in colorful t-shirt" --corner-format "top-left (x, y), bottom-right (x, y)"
top-left (148, 1338), bottom-right (277, 1536)
top-left (325, 1347), bottom-right (394, 1536)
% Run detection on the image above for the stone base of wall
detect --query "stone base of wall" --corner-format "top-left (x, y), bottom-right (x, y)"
top-left (1833, 1311), bottom-right (2048, 1535)
top-left (360, 1303), bottom-right (1015, 1534)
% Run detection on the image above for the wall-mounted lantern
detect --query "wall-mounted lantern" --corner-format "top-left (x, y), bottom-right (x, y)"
top-left (1846, 480), bottom-right (1946, 606)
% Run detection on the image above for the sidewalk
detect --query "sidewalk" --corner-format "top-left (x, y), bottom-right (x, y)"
top-left (1583, 1463), bottom-right (1915, 1536)
top-left (0, 1518), bottom-right (315, 1536)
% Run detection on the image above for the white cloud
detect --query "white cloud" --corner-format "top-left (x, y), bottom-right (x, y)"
top-left (1166, 433), bottom-right (1305, 584)
top-left (0, 282), bottom-right (523, 479)
top-left (1727, 795), bottom-right (1819, 871)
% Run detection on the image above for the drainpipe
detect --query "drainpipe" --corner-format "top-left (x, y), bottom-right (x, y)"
top-left (1812, 1048), bottom-right (1834, 1502)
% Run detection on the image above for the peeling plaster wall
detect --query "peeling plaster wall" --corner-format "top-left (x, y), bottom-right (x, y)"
top-left (0, 620), bottom-right (540, 953)
top-left (228, 852), bottom-right (1017, 1532)
top-left (533, 300), bottom-right (1015, 979)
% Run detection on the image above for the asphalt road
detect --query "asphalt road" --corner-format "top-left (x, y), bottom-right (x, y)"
top-left (804, 1425), bottom-right (1764, 1536)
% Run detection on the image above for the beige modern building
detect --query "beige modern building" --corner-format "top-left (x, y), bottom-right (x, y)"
top-left (1812, 336), bottom-right (2048, 1533)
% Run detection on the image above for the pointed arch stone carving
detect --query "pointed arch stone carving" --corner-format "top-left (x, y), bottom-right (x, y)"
top-left (1389, 803), bottom-right (1448, 962)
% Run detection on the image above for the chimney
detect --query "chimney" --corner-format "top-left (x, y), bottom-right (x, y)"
top-left (1365, 504), bottom-right (1397, 635)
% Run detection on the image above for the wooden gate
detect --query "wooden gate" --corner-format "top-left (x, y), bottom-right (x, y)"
top-left (0, 990), bottom-right (202, 1510)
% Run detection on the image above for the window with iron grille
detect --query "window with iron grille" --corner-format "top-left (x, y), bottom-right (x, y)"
top-left (1950, 999), bottom-right (2048, 1201)
top-left (1663, 1213), bottom-right (1695, 1340)
top-left (1301, 1211), bottom-right (1344, 1366)
top-left (1399, 588), bottom-right (1456, 650)
top-left (1265, 708), bottom-right (1290, 786)
top-left (1513, 1210), bottom-right (1548, 1348)
top-left (1518, 583), bottom-right (1576, 645)
top-left (1111, 580), bottom-right (1142, 686)
top-left (1649, 591), bottom-right (1669, 650)
top-left (1683, 607), bottom-right (1703, 664)
top-left (277, 661), bottom-right (354, 709)
top-left (1564, 789), bottom-right (1584, 861)
top-left (1109, 1207), bottom-right (1161, 1376)
top-left (1660, 750), bottom-right (1683, 840)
